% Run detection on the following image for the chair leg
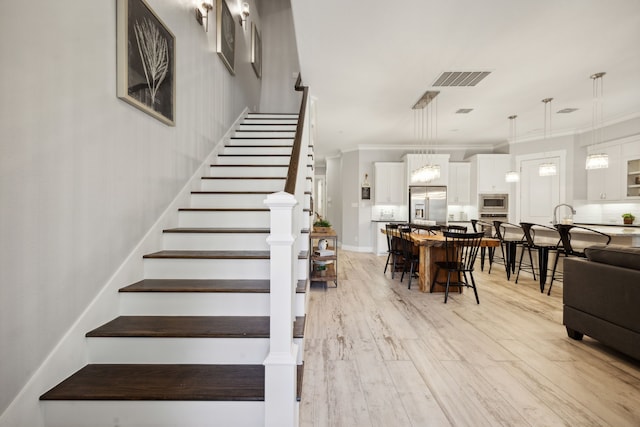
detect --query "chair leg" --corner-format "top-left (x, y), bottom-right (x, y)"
top-left (515, 245), bottom-right (526, 283)
top-left (548, 251), bottom-right (562, 295)
top-left (444, 271), bottom-right (452, 303)
top-left (528, 246), bottom-right (537, 281)
top-left (384, 252), bottom-right (391, 274)
top-left (430, 267), bottom-right (440, 293)
top-left (469, 272), bottom-right (480, 304)
top-left (408, 260), bottom-right (415, 289)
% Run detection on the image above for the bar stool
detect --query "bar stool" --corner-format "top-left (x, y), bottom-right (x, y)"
top-left (471, 219), bottom-right (495, 272)
top-left (492, 221), bottom-right (525, 280)
top-left (516, 223), bottom-right (562, 293)
top-left (548, 224), bottom-right (611, 295)
top-left (443, 224), bottom-right (468, 233)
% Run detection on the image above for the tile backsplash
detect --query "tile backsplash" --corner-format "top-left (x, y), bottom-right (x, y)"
top-left (573, 201), bottom-right (640, 224)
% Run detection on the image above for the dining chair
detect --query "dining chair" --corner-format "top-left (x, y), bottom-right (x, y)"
top-left (443, 224), bottom-right (468, 233)
top-left (516, 222), bottom-right (563, 293)
top-left (430, 231), bottom-right (484, 303)
top-left (547, 224), bottom-right (612, 295)
top-left (399, 227), bottom-right (419, 289)
top-left (471, 219), bottom-right (495, 272)
top-left (384, 223), bottom-right (402, 278)
top-left (492, 221), bottom-right (525, 280)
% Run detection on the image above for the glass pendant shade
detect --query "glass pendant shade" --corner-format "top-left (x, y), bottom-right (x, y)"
top-left (505, 171), bottom-right (520, 182)
top-left (585, 153), bottom-right (609, 170)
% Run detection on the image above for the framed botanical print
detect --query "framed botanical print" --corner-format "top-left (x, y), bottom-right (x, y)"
top-left (251, 22), bottom-right (262, 78)
top-left (116, 0), bottom-right (175, 125)
top-left (216, 0), bottom-right (235, 75)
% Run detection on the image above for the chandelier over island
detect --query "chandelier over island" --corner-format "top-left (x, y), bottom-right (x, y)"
top-left (411, 90), bottom-right (441, 183)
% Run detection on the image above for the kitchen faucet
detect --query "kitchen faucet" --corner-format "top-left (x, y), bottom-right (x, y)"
top-left (552, 203), bottom-right (577, 225)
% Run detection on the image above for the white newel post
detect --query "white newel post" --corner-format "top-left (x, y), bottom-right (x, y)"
top-left (264, 191), bottom-right (299, 427)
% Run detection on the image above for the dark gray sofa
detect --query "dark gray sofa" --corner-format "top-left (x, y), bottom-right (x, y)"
top-left (563, 244), bottom-right (640, 360)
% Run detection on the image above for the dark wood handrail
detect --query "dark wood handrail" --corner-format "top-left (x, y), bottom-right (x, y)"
top-left (284, 74), bottom-right (309, 195)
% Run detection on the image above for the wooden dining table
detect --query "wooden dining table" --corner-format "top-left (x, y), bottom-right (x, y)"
top-left (382, 226), bottom-right (500, 293)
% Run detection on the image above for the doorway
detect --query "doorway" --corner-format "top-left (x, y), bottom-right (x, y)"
top-left (516, 151), bottom-right (566, 224)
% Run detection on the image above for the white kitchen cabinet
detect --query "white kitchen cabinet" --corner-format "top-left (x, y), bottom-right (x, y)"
top-left (374, 162), bottom-right (405, 204)
top-left (448, 162), bottom-right (470, 205)
top-left (403, 154), bottom-right (450, 187)
top-left (470, 154), bottom-right (510, 194)
top-left (622, 139), bottom-right (640, 198)
top-left (587, 144), bottom-right (621, 201)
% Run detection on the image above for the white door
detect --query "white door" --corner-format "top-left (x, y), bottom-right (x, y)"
top-left (519, 157), bottom-right (560, 224)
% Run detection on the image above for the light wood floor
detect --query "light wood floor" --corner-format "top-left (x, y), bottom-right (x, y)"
top-left (299, 250), bottom-right (640, 427)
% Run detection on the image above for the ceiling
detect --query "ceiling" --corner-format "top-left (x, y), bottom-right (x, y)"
top-left (289, 0), bottom-right (640, 161)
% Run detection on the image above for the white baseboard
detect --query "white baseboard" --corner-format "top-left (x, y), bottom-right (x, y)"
top-left (0, 109), bottom-right (249, 427)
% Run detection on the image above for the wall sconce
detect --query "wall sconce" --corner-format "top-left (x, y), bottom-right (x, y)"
top-left (239, 2), bottom-right (250, 29)
top-left (195, 1), bottom-right (214, 32)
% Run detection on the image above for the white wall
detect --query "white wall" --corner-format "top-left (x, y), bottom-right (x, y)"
top-left (258, 0), bottom-right (301, 113)
top-left (0, 0), bottom-right (266, 420)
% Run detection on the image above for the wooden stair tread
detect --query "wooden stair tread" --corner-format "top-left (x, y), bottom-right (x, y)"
top-left (119, 279), bottom-right (307, 293)
top-left (210, 164), bottom-right (289, 167)
top-left (163, 228), bottom-right (270, 234)
top-left (178, 208), bottom-right (269, 212)
top-left (86, 316), bottom-right (306, 338)
top-left (191, 191), bottom-right (273, 194)
top-left (41, 364), bottom-right (303, 401)
top-left (201, 177), bottom-right (286, 180)
top-left (143, 250), bottom-right (307, 259)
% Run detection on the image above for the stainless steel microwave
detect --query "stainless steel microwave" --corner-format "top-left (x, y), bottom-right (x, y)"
top-left (479, 193), bottom-right (508, 212)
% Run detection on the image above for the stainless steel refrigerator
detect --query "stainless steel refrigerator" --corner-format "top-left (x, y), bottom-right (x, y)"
top-left (409, 186), bottom-right (448, 225)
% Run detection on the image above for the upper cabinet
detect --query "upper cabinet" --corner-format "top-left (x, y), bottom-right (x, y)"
top-left (448, 162), bottom-right (471, 205)
top-left (469, 154), bottom-right (510, 195)
top-left (403, 154), bottom-right (450, 187)
top-left (623, 139), bottom-right (640, 199)
top-left (374, 162), bottom-right (405, 205)
top-left (587, 144), bottom-right (621, 201)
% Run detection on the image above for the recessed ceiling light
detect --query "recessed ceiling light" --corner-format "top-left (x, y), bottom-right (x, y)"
top-left (557, 108), bottom-right (579, 114)
top-left (456, 108), bottom-right (473, 114)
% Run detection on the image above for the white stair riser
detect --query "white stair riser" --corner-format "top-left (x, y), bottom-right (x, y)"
top-left (216, 156), bottom-right (291, 165)
top-left (42, 401), bottom-right (264, 427)
top-left (223, 146), bottom-right (292, 155)
top-left (143, 258), bottom-right (308, 280)
top-left (119, 292), bottom-right (307, 317)
top-left (247, 113), bottom-right (298, 119)
top-left (209, 166), bottom-right (288, 177)
top-left (227, 138), bottom-right (294, 147)
top-left (190, 193), bottom-right (268, 208)
top-left (178, 210), bottom-right (270, 228)
top-left (238, 124), bottom-right (297, 131)
top-left (234, 131), bottom-right (295, 138)
top-left (144, 258), bottom-right (270, 280)
top-left (306, 180), bottom-right (313, 192)
top-left (200, 179), bottom-right (285, 192)
top-left (163, 232), bottom-right (269, 251)
top-left (87, 337), bottom-right (304, 364)
top-left (243, 119), bottom-right (297, 125)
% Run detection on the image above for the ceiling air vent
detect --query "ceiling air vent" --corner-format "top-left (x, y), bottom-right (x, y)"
top-left (412, 90), bottom-right (440, 109)
top-left (433, 71), bottom-right (491, 87)
top-left (557, 108), bottom-right (579, 114)
top-left (456, 108), bottom-right (473, 114)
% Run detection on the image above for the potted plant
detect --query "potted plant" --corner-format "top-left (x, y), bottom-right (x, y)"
top-left (622, 213), bottom-right (635, 225)
top-left (315, 264), bottom-right (327, 277)
top-left (313, 218), bottom-right (332, 233)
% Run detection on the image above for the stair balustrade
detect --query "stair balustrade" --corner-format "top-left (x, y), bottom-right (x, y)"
top-left (263, 75), bottom-right (310, 427)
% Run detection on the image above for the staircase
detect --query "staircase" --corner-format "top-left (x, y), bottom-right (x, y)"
top-left (40, 113), bottom-right (311, 427)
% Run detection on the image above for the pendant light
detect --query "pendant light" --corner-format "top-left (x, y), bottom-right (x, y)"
top-left (585, 72), bottom-right (609, 170)
top-left (411, 91), bottom-right (440, 183)
top-left (505, 115), bottom-right (520, 182)
top-left (539, 98), bottom-right (557, 177)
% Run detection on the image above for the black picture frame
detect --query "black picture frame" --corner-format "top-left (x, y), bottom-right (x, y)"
top-left (361, 186), bottom-right (371, 200)
top-left (251, 22), bottom-right (262, 78)
top-left (116, 0), bottom-right (175, 126)
top-left (216, 0), bottom-right (235, 75)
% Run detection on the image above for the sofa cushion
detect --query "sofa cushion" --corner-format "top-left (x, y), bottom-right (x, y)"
top-left (584, 244), bottom-right (640, 271)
